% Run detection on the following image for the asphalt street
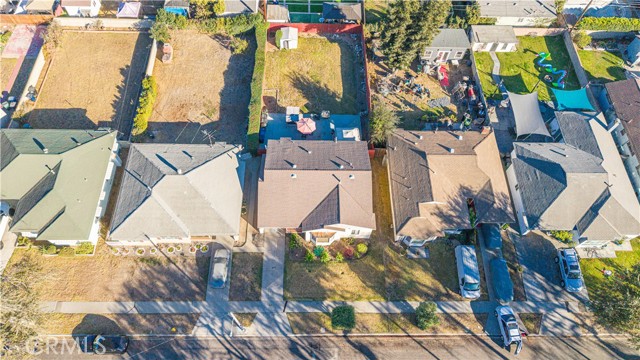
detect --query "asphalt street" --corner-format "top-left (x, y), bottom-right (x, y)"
top-left (37, 335), bottom-right (639, 360)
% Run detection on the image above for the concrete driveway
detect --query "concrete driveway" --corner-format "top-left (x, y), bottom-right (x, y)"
top-left (510, 231), bottom-right (588, 304)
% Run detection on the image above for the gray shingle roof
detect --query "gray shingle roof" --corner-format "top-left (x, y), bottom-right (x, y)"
top-left (605, 79), bottom-right (640, 167)
top-left (258, 140), bottom-right (375, 231)
top-left (109, 143), bottom-right (243, 242)
top-left (556, 111), bottom-right (602, 160)
top-left (428, 29), bottom-right (471, 49)
top-left (322, 2), bottom-right (362, 21)
top-left (477, 0), bottom-right (556, 18)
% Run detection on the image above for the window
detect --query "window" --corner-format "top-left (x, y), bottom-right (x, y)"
top-left (454, 51), bottom-right (463, 58)
top-left (620, 128), bottom-right (626, 136)
top-left (424, 51), bottom-right (432, 58)
top-left (351, 229), bottom-right (360, 235)
top-left (517, 18), bottom-right (524, 23)
top-left (515, 184), bottom-right (519, 191)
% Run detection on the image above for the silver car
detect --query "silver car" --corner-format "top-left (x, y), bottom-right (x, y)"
top-left (555, 248), bottom-right (584, 292)
top-left (495, 305), bottom-right (524, 355)
top-left (210, 249), bottom-right (230, 288)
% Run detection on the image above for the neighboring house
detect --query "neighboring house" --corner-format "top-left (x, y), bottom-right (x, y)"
top-left (421, 29), bottom-right (471, 64)
top-left (257, 139), bottom-right (375, 245)
top-left (222, 0), bottom-right (258, 15)
top-left (61, 0), bottom-right (101, 17)
top-left (19, 0), bottom-right (54, 14)
top-left (163, 0), bottom-right (188, 16)
top-left (321, 2), bottom-right (362, 24)
top-left (601, 79), bottom-right (640, 201)
top-left (0, 129), bottom-right (120, 246)
top-left (387, 129), bottom-right (514, 247)
top-left (469, 25), bottom-right (518, 52)
top-left (108, 143), bottom-right (243, 246)
top-left (624, 35), bottom-right (640, 67)
top-left (507, 111), bottom-right (640, 247)
top-left (475, 0), bottom-right (556, 26)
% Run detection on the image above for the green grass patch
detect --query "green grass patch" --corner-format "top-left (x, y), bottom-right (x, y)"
top-left (577, 50), bottom-right (626, 83)
top-left (580, 238), bottom-right (640, 295)
top-left (331, 305), bottom-right (355, 330)
top-left (474, 52), bottom-right (501, 101)
top-left (495, 36), bottom-right (580, 101)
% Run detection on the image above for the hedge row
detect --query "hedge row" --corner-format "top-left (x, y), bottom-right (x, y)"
top-left (247, 22), bottom-right (267, 154)
top-left (577, 17), bottom-right (640, 32)
top-left (132, 76), bottom-right (157, 136)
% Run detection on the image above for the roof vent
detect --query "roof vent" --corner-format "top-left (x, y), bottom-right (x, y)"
top-left (291, 173), bottom-right (297, 179)
top-left (457, 135), bottom-right (463, 141)
top-left (349, 174), bottom-right (355, 180)
top-left (418, 135), bottom-right (423, 140)
top-left (177, 168), bottom-right (183, 175)
top-left (292, 163), bottom-right (297, 169)
top-left (338, 164), bottom-right (344, 169)
top-left (448, 147), bottom-right (455, 154)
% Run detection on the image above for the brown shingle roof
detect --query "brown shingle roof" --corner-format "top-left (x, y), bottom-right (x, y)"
top-left (257, 139), bottom-right (375, 231)
top-left (605, 79), bottom-right (640, 162)
top-left (388, 130), bottom-right (514, 239)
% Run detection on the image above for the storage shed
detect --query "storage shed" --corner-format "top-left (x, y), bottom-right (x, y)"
top-left (469, 25), bottom-right (518, 52)
top-left (276, 27), bottom-right (298, 50)
top-left (421, 29), bottom-right (471, 64)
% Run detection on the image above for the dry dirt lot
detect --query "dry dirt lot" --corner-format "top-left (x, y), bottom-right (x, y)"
top-left (147, 31), bottom-right (255, 145)
top-left (5, 241), bottom-right (210, 302)
top-left (264, 33), bottom-right (364, 115)
top-left (28, 31), bottom-right (151, 136)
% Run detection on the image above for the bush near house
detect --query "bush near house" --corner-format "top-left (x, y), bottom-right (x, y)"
top-left (132, 76), bottom-right (158, 136)
top-left (44, 245), bottom-right (57, 255)
top-left (577, 17), bottom-right (640, 32)
top-left (573, 31), bottom-right (592, 49)
top-left (356, 243), bottom-right (368, 258)
top-left (247, 21), bottom-right (267, 154)
top-left (415, 301), bottom-right (439, 330)
top-left (58, 247), bottom-right (76, 257)
top-left (549, 230), bottom-right (574, 244)
top-left (76, 242), bottom-right (95, 255)
top-left (331, 305), bottom-right (355, 330)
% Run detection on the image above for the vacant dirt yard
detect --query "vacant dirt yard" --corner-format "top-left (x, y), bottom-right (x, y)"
top-left (5, 241), bottom-right (210, 302)
top-left (147, 31), bottom-right (255, 145)
top-left (264, 33), bottom-right (364, 115)
top-left (28, 32), bottom-right (151, 136)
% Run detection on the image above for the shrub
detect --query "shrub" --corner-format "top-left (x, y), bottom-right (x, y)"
top-left (247, 21), bottom-right (267, 154)
top-left (370, 99), bottom-right (399, 147)
top-left (42, 21), bottom-right (63, 55)
top-left (167, 246), bottom-right (175, 253)
top-left (335, 252), bottom-right (344, 262)
top-left (44, 245), bottom-right (57, 255)
top-left (356, 243), bottom-right (368, 258)
top-left (76, 242), bottom-right (94, 255)
top-left (320, 251), bottom-right (331, 263)
top-left (201, 245), bottom-right (209, 252)
top-left (230, 37), bottom-right (248, 54)
top-left (304, 250), bottom-right (314, 262)
top-left (313, 246), bottom-right (325, 258)
top-left (17, 236), bottom-right (31, 247)
top-left (213, 0), bottom-right (225, 15)
top-left (139, 257), bottom-right (162, 266)
top-left (573, 31), bottom-right (592, 49)
top-left (58, 247), bottom-right (76, 257)
top-left (577, 17), bottom-right (640, 32)
top-left (550, 230), bottom-right (573, 243)
top-left (415, 302), bottom-right (439, 330)
top-left (132, 76), bottom-right (157, 136)
top-left (288, 234), bottom-right (300, 250)
top-left (331, 305), bottom-right (355, 330)
top-left (343, 247), bottom-right (355, 260)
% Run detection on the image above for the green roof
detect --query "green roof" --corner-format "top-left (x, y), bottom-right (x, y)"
top-left (0, 129), bottom-right (117, 241)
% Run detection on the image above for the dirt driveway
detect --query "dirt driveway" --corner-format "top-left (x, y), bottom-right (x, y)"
top-left (147, 31), bottom-right (255, 145)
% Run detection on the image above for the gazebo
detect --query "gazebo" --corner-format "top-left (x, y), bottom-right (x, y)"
top-left (508, 91), bottom-right (551, 139)
top-left (116, 1), bottom-right (141, 18)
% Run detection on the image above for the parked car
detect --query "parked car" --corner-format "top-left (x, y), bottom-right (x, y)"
top-left (78, 335), bottom-right (129, 354)
top-left (454, 245), bottom-right (481, 299)
top-left (495, 305), bottom-right (524, 355)
top-left (555, 248), bottom-right (584, 292)
top-left (490, 258), bottom-right (514, 304)
top-left (481, 224), bottom-right (502, 249)
top-left (210, 248), bottom-right (230, 288)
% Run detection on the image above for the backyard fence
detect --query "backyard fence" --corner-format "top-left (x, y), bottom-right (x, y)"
top-left (146, 39), bottom-right (157, 76)
top-left (14, 47), bottom-right (46, 121)
top-left (561, 30), bottom-right (589, 88)
top-left (513, 27), bottom-right (564, 37)
top-left (0, 14), bottom-right (53, 25)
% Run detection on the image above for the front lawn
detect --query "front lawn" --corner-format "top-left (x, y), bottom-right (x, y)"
top-left (577, 50), bottom-right (626, 83)
top-left (580, 238), bottom-right (640, 295)
top-left (287, 312), bottom-right (488, 335)
top-left (229, 252), bottom-right (263, 301)
top-left (495, 36), bottom-right (580, 101)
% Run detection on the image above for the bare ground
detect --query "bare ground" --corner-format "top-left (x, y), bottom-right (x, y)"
top-left (28, 31), bottom-right (151, 136)
top-left (147, 31), bottom-right (255, 145)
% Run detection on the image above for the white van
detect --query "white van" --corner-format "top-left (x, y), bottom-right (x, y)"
top-left (455, 245), bottom-right (481, 299)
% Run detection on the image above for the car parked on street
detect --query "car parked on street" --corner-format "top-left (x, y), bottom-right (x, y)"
top-left (78, 335), bottom-right (129, 354)
top-left (210, 248), bottom-right (230, 288)
top-left (454, 245), bottom-right (481, 299)
top-left (555, 248), bottom-right (584, 292)
top-left (495, 305), bottom-right (524, 355)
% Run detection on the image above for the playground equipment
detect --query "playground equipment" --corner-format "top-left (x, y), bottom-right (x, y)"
top-left (536, 52), bottom-right (567, 89)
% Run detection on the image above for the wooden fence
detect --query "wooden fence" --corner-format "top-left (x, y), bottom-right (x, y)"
top-left (0, 14), bottom-right (53, 25)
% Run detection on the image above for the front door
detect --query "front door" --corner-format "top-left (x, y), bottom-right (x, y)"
top-left (436, 51), bottom-right (450, 63)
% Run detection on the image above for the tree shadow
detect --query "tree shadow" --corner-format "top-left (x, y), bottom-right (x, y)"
top-left (72, 314), bottom-right (122, 336)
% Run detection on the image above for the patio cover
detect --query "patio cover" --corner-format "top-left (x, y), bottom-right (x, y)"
top-left (25, 0), bottom-right (54, 12)
top-left (551, 87), bottom-right (596, 111)
top-left (117, 1), bottom-right (141, 17)
top-left (508, 91), bottom-right (551, 138)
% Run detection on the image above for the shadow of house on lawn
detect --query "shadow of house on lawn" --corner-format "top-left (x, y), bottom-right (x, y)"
top-left (26, 108), bottom-right (98, 129)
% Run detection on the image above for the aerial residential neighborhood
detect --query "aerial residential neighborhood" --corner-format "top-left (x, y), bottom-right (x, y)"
top-left (1, 1), bottom-right (639, 359)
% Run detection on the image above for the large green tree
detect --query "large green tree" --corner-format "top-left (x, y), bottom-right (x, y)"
top-left (590, 264), bottom-right (640, 348)
top-left (370, 99), bottom-right (399, 146)
top-left (380, 0), bottom-right (452, 70)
